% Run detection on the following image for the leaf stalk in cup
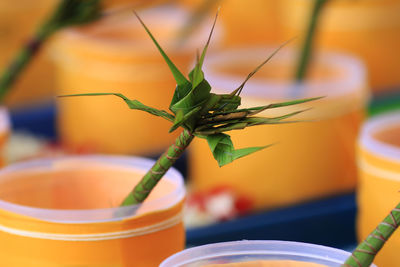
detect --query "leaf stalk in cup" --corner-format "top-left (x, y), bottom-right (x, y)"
top-left (342, 201), bottom-right (400, 267)
top-left (61, 10), bottom-right (321, 206)
top-left (0, 0), bottom-right (102, 102)
top-left (295, 0), bottom-right (329, 81)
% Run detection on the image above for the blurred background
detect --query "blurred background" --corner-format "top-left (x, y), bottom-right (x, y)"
top-left (1, 0), bottom-right (400, 265)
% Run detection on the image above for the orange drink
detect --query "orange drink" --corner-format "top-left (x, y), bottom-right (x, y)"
top-left (0, 155), bottom-right (186, 266)
top-left (189, 47), bottom-right (368, 210)
top-left (357, 111), bottom-right (400, 267)
top-left (52, 6), bottom-right (220, 155)
top-left (0, 0), bottom-right (56, 107)
top-left (160, 240), bottom-right (374, 266)
top-left (281, 0), bottom-right (400, 91)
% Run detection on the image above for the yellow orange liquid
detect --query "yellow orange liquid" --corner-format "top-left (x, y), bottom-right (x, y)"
top-left (53, 7), bottom-right (209, 155)
top-left (190, 50), bottom-right (367, 210)
top-left (373, 125), bottom-right (400, 148)
top-left (0, 0), bottom-right (56, 107)
top-left (0, 160), bottom-right (185, 266)
top-left (281, 0), bottom-right (400, 91)
top-left (203, 260), bottom-right (327, 267)
top-left (357, 116), bottom-right (400, 267)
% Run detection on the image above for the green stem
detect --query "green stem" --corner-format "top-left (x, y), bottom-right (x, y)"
top-left (0, 30), bottom-right (50, 102)
top-left (121, 129), bottom-right (194, 206)
top-left (294, 0), bottom-right (328, 82)
top-left (0, 0), bottom-right (101, 103)
top-left (342, 202), bottom-right (400, 267)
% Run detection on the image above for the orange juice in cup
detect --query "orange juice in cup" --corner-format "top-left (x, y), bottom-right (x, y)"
top-left (0, 155), bottom-right (185, 266)
top-left (281, 0), bottom-right (400, 92)
top-left (0, 0), bottom-right (56, 107)
top-left (52, 6), bottom-right (221, 155)
top-left (160, 240), bottom-right (377, 266)
top-left (357, 111), bottom-right (400, 266)
top-left (189, 47), bottom-right (368, 210)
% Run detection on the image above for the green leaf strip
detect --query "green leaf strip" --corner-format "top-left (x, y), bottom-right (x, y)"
top-left (59, 93), bottom-right (175, 122)
top-left (206, 133), bottom-right (271, 167)
top-left (207, 97), bottom-right (322, 117)
top-left (230, 38), bottom-right (295, 97)
top-left (196, 109), bottom-right (310, 135)
top-left (133, 11), bottom-right (190, 87)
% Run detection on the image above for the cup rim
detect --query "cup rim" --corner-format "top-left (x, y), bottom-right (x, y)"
top-left (160, 240), bottom-right (374, 266)
top-left (0, 107), bottom-right (10, 134)
top-left (360, 111), bottom-right (400, 163)
top-left (203, 47), bottom-right (367, 100)
top-left (0, 155), bottom-right (185, 224)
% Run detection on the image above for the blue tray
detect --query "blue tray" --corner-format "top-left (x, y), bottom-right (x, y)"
top-left (186, 193), bottom-right (357, 250)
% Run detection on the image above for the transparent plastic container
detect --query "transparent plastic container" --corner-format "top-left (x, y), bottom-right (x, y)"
top-left (0, 155), bottom-right (185, 266)
top-left (281, 0), bottom-right (400, 91)
top-left (160, 240), bottom-right (378, 267)
top-left (0, 107), bottom-right (11, 166)
top-left (189, 47), bottom-right (368, 210)
top-left (52, 6), bottom-right (221, 155)
top-left (357, 111), bottom-right (400, 266)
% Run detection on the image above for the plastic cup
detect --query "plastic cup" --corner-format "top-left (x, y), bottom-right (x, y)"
top-left (160, 240), bottom-right (378, 267)
top-left (52, 6), bottom-right (221, 155)
top-left (189, 47), bottom-right (368, 210)
top-left (0, 155), bottom-right (185, 266)
top-left (357, 111), bottom-right (400, 266)
top-left (280, 0), bottom-right (400, 92)
top-left (0, 0), bottom-right (56, 107)
top-left (0, 107), bottom-right (11, 166)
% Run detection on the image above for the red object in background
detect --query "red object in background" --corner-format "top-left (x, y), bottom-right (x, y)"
top-left (186, 185), bottom-right (254, 224)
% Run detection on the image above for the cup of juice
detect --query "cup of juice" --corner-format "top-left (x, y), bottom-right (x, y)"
top-left (189, 47), bottom-right (368, 210)
top-left (160, 240), bottom-right (377, 266)
top-left (357, 111), bottom-right (400, 267)
top-left (280, 0), bottom-right (400, 92)
top-left (52, 5), bottom-right (221, 155)
top-left (0, 155), bottom-right (185, 266)
top-left (0, 0), bottom-right (56, 107)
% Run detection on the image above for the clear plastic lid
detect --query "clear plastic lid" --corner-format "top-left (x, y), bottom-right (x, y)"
top-left (0, 107), bottom-right (10, 134)
top-left (52, 5), bottom-right (222, 61)
top-left (0, 155), bottom-right (185, 224)
top-left (203, 47), bottom-right (367, 100)
top-left (202, 47), bottom-right (368, 119)
top-left (160, 240), bottom-right (377, 267)
top-left (359, 111), bottom-right (400, 163)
